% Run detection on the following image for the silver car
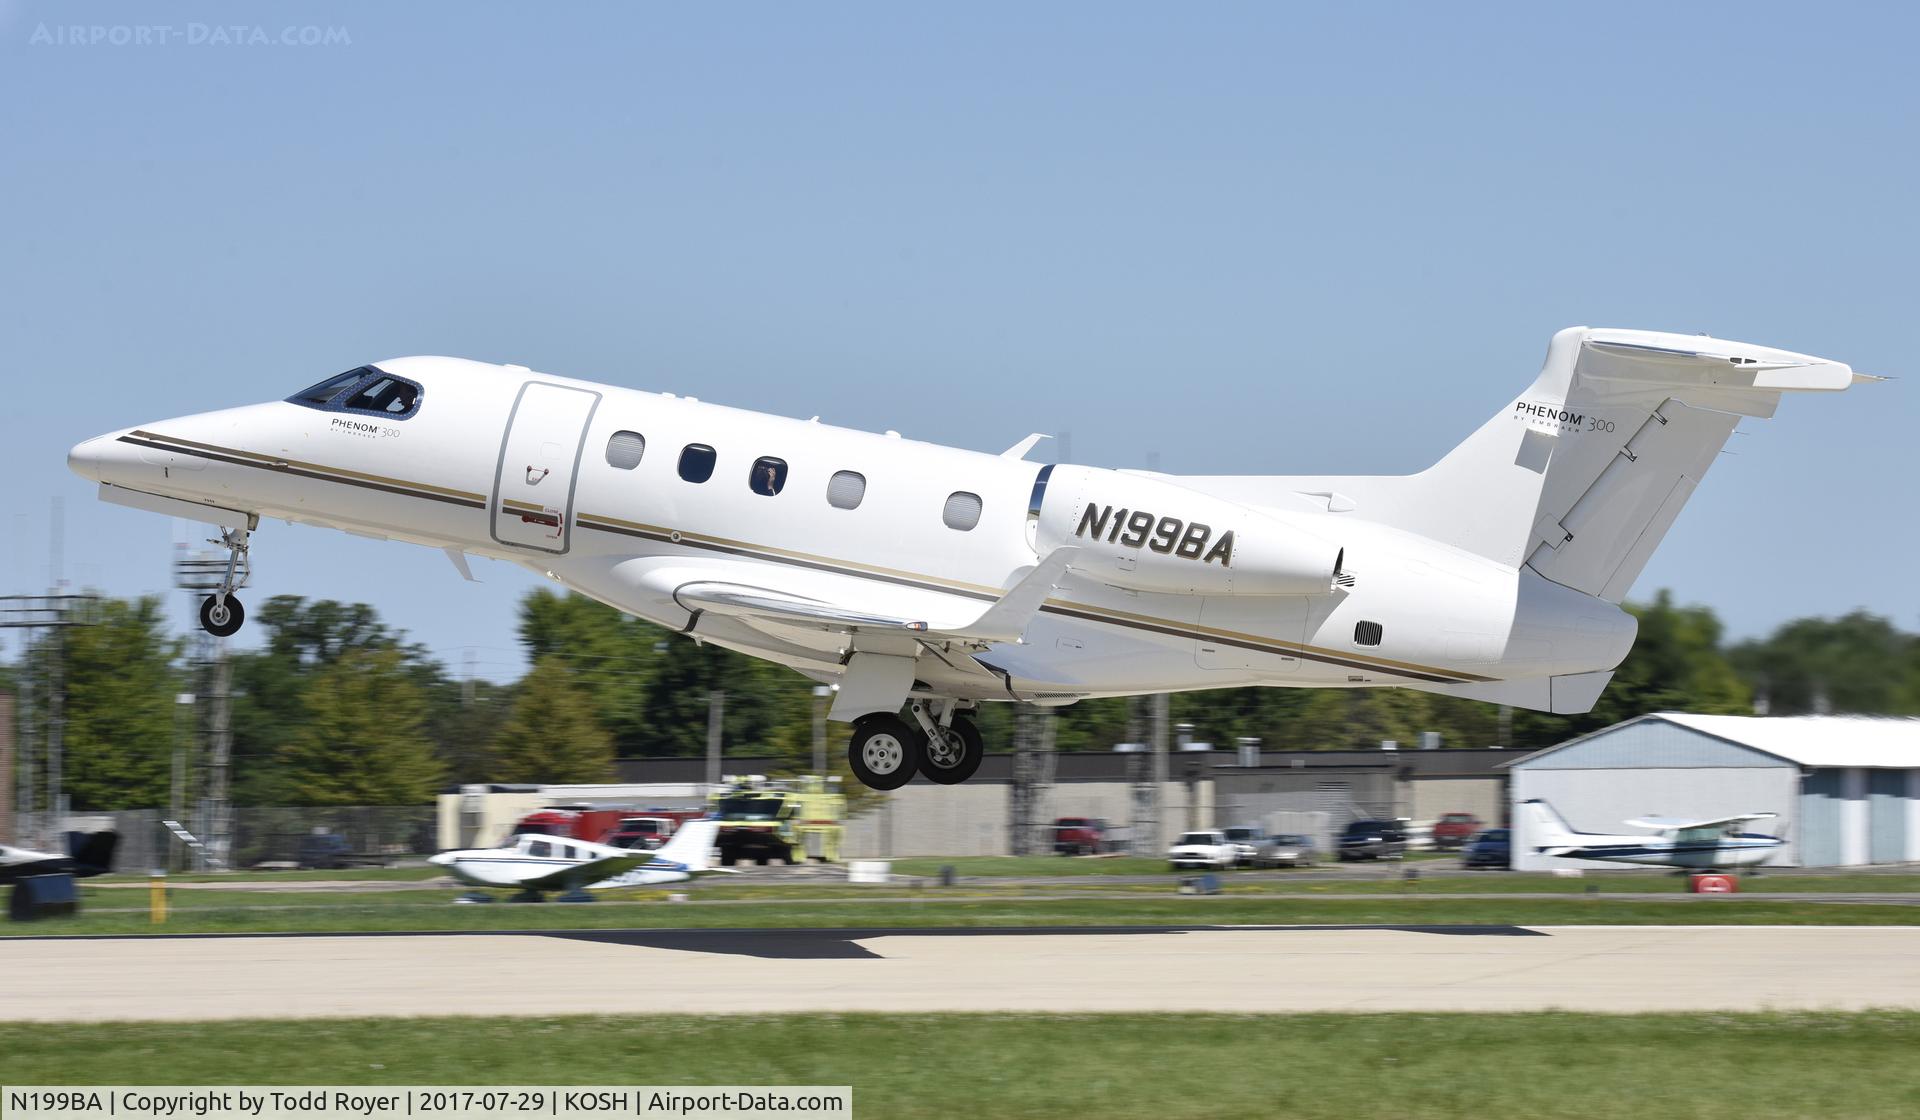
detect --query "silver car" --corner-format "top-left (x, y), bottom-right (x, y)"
top-left (1253, 832), bottom-right (1318, 868)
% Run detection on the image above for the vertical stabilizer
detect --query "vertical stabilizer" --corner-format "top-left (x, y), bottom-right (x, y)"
top-left (1389, 327), bottom-right (1864, 601)
top-left (654, 818), bottom-right (719, 872)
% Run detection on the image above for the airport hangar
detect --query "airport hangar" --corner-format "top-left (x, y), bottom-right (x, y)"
top-left (1504, 713), bottom-right (1920, 870)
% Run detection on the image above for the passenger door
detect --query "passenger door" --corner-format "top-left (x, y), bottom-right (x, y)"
top-left (491, 381), bottom-right (601, 553)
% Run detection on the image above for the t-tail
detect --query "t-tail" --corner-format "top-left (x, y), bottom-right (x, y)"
top-left (1360, 327), bottom-right (1874, 600)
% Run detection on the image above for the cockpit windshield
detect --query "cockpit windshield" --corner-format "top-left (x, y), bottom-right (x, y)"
top-left (292, 368), bottom-right (372, 405)
top-left (287, 365), bottom-right (423, 420)
top-left (344, 375), bottom-right (418, 415)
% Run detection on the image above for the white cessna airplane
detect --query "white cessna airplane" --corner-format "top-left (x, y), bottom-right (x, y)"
top-left (429, 818), bottom-right (723, 900)
top-left (1521, 800), bottom-right (1784, 870)
top-left (68, 326), bottom-right (1873, 790)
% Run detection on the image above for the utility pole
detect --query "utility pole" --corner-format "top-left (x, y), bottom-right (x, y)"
top-left (1150, 693), bottom-right (1169, 851)
top-left (705, 689), bottom-right (725, 789)
top-left (811, 685), bottom-right (831, 774)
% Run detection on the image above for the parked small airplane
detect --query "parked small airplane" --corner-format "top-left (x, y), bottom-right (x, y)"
top-left (429, 818), bottom-right (723, 901)
top-left (1521, 799), bottom-right (1783, 869)
top-left (0, 830), bottom-right (118, 884)
top-left (68, 326), bottom-right (1876, 789)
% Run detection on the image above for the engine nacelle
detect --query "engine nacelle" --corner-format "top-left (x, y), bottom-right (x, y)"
top-left (1032, 465), bottom-right (1342, 595)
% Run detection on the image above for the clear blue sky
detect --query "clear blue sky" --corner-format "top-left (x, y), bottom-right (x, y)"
top-left (4, 2), bottom-right (1915, 681)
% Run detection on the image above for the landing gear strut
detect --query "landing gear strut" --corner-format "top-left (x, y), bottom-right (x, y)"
top-left (844, 701), bottom-right (984, 790)
top-left (197, 527), bottom-right (250, 638)
top-left (911, 700), bottom-right (984, 786)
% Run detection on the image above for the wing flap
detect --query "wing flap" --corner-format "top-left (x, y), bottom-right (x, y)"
top-left (669, 547), bottom-right (1077, 645)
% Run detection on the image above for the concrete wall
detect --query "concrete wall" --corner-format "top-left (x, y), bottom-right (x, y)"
top-left (1409, 777), bottom-right (1506, 828)
top-left (838, 781), bottom-right (1205, 859)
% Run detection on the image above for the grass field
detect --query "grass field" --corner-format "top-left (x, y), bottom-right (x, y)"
top-left (5, 1011), bottom-right (1918, 1119)
top-left (13, 888), bottom-right (1917, 936)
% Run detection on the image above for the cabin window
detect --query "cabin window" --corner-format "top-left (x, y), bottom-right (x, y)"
top-left (1354, 620), bottom-right (1384, 647)
top-left (943, 491), bottom-right (983, 531)
top-left (826, 470), bottom-right (866, 510)
top-left (528, 840), bottom-right (552, 858)
top-left (342, 375), bottom-right (421, 418)
top-left (750, 456), bottom-right (788, 496)
top-left (678, 444), bottom-right (717, 483)
top-left (605, 430), bottom-right (645, 470)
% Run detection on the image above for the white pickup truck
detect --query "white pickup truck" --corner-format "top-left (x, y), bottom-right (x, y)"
top-left (1167, 829), bottom-right (1236, 871)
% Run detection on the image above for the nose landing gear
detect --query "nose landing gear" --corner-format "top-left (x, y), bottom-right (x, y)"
top-left (197, 527), bottom-right (251, 638)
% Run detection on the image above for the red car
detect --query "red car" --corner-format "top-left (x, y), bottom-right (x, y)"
top-left (1052, 817), bottom-right (1114, 856)
top-left (1432, 812), bottom-right (1483, 850)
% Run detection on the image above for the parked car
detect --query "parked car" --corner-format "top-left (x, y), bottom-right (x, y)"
top-left (1253, 832), bottom-right (1318, 868)
top-left (1432, 812), bottom-right (1483, 850)
top-left (1168, 830), bottom-right (1236, 871)
top-left (606, 816), bottom-right (679, 850)
top-left (1221, 825), bottom-right (1267, 866)
top-left (1336, 819), bottom-right (1408, 861)
top-left (297, 832), bottom-right (351, 870)
top-left (1461, 827), bottom-right (1512, 869)
top-left (1053, 817), bottom-right (1115, 856)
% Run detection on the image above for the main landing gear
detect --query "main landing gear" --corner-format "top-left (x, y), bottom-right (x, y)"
top-left (197, 527), bottom-right (250, 638)
top-left (846, 700), bottom-right (985, 790)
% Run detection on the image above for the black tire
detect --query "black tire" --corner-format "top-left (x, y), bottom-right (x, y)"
top-left (922, 715), bottom-right (984, 785)
top-left (754, 856), bottom-right (769, 866)
top-left (199, 594), bottom-right (244, 638)
top-left (848, 714), bottom-right (921, 791)
top-left (720, 852), bottom-right (737, 867)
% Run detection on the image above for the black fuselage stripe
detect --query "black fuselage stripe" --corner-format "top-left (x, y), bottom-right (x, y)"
top-left (121, 433), bottom-right (1477, 685)
top-left (115, 434), bottom-right (487, 510)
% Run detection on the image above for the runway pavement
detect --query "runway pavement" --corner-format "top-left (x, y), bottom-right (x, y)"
top-left (6, 925), bottom-right (1919, 1021)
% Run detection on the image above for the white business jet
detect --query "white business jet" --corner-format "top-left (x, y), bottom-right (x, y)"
top-left (68, 326), bottom-right (1875, 790)
top-left (1521, 799), bottom-right (1783, 869)
top-left (429, 818), bottom-right (723, 900)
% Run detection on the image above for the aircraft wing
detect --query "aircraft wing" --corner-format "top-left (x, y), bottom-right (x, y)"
top-left (668, 547), bottom-right (1077, 645)
top-left (519, 852), bottom-right (656, 892)
top-left (1626, 812), bottom-right (1777, 832)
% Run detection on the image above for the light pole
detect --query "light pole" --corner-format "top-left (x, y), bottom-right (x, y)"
top-left (812, 685), bottom-right (832, 774)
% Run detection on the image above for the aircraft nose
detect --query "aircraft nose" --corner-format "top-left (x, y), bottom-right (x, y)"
top-left (427, 851), bottom-right (454, 867)
top-left (66, 435), bottom-right (117, 483)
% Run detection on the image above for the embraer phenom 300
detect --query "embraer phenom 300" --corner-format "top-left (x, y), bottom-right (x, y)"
top-left (69, 327), bottom-right (1875, 789)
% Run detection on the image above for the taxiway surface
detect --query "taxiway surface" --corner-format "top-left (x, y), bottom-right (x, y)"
top-left (6, 925), bottom-right (1916, 1020)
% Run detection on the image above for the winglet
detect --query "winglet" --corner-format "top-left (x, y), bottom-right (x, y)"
top-left (1000, 433), bottom-right (1051, 460)
top-left (934, 547), bottom-right (1077, 643)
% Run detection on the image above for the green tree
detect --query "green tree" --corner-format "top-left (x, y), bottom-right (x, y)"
top-left (489, 656), bottom-right (615, 783)
top-left (1730, 611), bottom-right (1919, 716)
top-left (230, 597), bottom-right (481, 802)
top-left (516, 589), bottom-right (817, 759)
top-left (276, 648), bottom-right (444, 804)
top-left (56, 596), bottom-right (182, 809)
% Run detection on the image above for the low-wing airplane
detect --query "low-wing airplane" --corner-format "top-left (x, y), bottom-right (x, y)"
top-left (429, 817), bottom-right (723, 900)
top-left (1521, 799), bottom-right (1783, 869)
top-left (68, 326), bottom-right (1876, 789)
top-left (0, 830), bottom-right (119, 884)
